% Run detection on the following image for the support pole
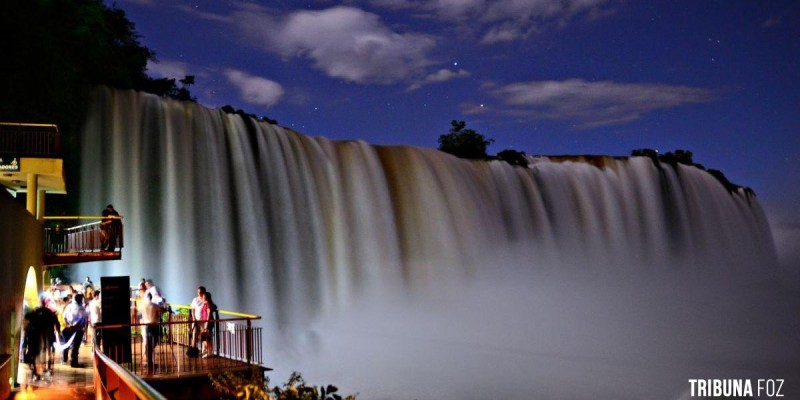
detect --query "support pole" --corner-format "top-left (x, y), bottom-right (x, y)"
top-left (37, 189), bottom-right (46, 221)
top-left (26, 173), bottom-right (38, 217)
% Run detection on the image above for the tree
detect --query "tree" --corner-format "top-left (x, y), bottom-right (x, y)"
top-left (496, 149), bottom-right (529, 167)
top-left (660, 149), bottom-right (694, 165)
top-left (631, 148), bottom-right (659, 159)
top-left (438, 120), bottom-right (494, 159)
top-left (631, 148), bottom-right (752, 195)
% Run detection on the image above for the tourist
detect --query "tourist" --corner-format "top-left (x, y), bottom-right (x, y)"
top-left (141, 292), bottom-right (163, 373)
top-left (199, 291), bottom-right (216, 359)
top-left (61, 293), bottom-right (87, 368)
top-left (189, 286), bottom-right (207, 354)
top-left (100, 204), bottom-right (121, 251)
top-left (34, 297), bottom-right (61, 375)
top-left (22, 305), bottom-right (43, 380)
top-left (52, 223), bottom-right (66, 252)
top-left (132, 279), bottom-right (147, 326)
top-left (144, 279), bottom-right (166, 307)
top-left (88, 291), bottom-right (102, 348)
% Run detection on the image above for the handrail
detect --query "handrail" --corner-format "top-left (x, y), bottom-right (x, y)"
top-left (44, 216), bottom-right (123, 220)
top-left (41, 215), bottom-right (123, 254)
top-left (0, 122), bottom-right (58, 128)
top-left (97, 312), bottom-right (263, 377)
top-left (0, 122), bottom-right (62, 157)
top-left (171, 303), bottom-right (261, 320)
top-left (98, 316), bottom-right (257, 330)
top-left (94, 347), bottom-right (167, 400)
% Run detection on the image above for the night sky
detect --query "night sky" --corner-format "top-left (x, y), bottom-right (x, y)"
top-left (110, 0), bottom-right (798, 267)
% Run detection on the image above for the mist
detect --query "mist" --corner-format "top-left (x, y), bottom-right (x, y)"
top-left (262, 249), bottom-right (800, 399)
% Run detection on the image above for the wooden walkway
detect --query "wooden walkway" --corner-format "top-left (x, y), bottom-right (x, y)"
top-left (11, 341), bottom-right (94, 399)
top-left (9, 335), bottom-right (258, 399)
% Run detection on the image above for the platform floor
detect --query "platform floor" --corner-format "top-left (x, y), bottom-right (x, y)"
top-left (9, 336), bottom-right (260, 399)
top-left (10, 341), bottom-right (94, 400)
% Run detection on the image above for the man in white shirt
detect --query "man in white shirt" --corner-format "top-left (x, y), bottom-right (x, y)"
top-left (144, 279), bottom-right (165, 306)
top-left (189, 286), bottom-right (207, 353)
top-left (62, 294), bottom-right (88, 368)
top-left (140, 292), bottom-right (162, 373)
top-left (88, 291), bottom-right (102, 348)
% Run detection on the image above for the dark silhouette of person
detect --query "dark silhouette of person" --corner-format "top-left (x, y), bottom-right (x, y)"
top-left (22, 308), bottom-right (43, 380)
top-left (23, 298), bottom-right (62, 379)
top-left (52, 223), bottom-right (66, 252)
top-left (100, 204), bottom-right (121, 251)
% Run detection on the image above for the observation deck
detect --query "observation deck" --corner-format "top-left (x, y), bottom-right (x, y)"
top-left (12, 303), bottom-right (266, 399)
top-left (42, 216), bottom-right (124, 266)
top-left (0, 123), bottom-right (125, 266)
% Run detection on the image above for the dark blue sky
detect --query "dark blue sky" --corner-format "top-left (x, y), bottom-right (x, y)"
top-left (112, 0), bottom-right (798, 248)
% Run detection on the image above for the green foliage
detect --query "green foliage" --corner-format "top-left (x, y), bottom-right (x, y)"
top-left (630, 148), bottom-right (752, 195)
top-left (496, 149), bottom-right (529, 167)
top-left (631, 148), bottom-right (693, 165)
top-left (631, 148), bottom-right (659, 159)
top-left (660, 149), bottom-right (694, 165)
top-left (437, 120), bottom-right (530, 167)
top-left (221, 106), bottom-right (279, 125)
top-left (141, 75), bottom-right (197, 102)
top-left (438, 120), bottom-right (494, 159)
top-left (210, 368), bottom-right (356, 400)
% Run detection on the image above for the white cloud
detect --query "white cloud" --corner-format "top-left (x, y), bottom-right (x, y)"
top-left (117, 0), bottom-right (155, 5)
top-left (407, 68), bottom-right (470, 91)
top-left (146, 60), bottom-right (189, 79)
top-left (369, 0), bottom-right (614, 44)
top-left (234, 6), bottom-right (436, 84)
top-left (224, 69), bottom-right (285, 107)
top-left (470, 79), bottom-right (714, 128)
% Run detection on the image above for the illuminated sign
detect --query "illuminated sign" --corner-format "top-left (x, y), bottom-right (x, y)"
top-left (0, 157), bottom-right (19, 172)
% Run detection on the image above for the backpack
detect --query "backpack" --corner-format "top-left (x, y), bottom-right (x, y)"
top-left (186, 346), bottom-right (200, 357)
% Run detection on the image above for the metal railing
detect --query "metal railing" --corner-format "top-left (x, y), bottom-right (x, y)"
top-left (94, 349), bottom-right (167, 400)
top-left (0, 122), bottom-right (62, 157)
top-left (96, 307), bottom-right (262, 378)
top-left (43, 216), bottom-right (124, 254)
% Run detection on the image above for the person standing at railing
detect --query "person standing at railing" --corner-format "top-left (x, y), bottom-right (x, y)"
top-left (141, 292), bottom-right (163, 373)
top-left (189, 286), bottom-right (207, 356)
top-left (52, 223), bottom-right (66, 252)
top-left (61, 293), bottom-right (87, 368)
top-left (100, 204), bottom-right (121, 251)
top-left (199, 291), bottom-right (217, 359)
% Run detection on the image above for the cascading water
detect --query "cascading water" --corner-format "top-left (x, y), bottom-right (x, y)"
top-left (74, 87), bottom-right (797, 399)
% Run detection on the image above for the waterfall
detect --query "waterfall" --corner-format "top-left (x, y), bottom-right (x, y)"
top-left (75, 88), bottom-right (795, 399)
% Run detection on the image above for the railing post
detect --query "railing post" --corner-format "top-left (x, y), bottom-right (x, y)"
top-left (246, 319), bottom-right (253, 365)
